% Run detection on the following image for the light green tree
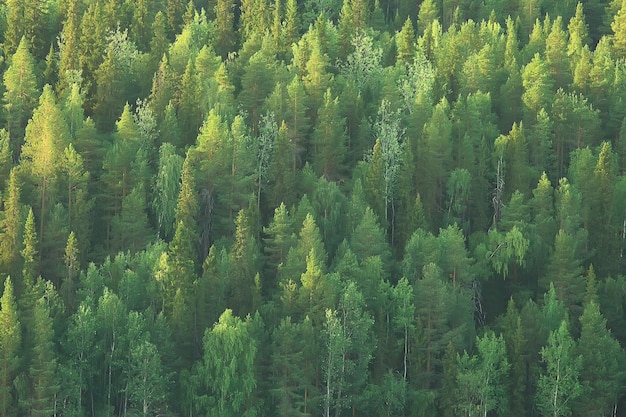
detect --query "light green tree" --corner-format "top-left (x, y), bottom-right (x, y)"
top-left (536, 320), bottom-right (582, 417)
top-left (456, 332), bottom-right (510, 417)
top-left (0, 277), bottom-right (20, 417)
top-left (197, 309), bottom-right (257, 417)
top-left (3, 37), bottom-right (39, 152)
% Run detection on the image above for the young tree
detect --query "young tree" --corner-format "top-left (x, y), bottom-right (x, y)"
top-left (126, 340), bottom-right (167, 417)
top-left (392, 277), bottom-right (415, 381)
top-left (536, 320), bottom-right (582, 417)
top-left (152, 143), bottom-right (184, 240)
top-left (323, 282), bottom-right (375, 417)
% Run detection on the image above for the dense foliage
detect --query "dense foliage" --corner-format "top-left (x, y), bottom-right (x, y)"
top-left (2, 0), bottom-right (626, 416)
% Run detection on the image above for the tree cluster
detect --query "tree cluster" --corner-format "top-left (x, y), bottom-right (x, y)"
top-left (2, 0), bottom-right (626, 416)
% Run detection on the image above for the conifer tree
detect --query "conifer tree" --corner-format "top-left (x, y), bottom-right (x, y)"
top-left (396, 18), bottom-right (416, 66)
top-left (567, 3), bottom-right (589, 64)
top-left (214, 0), bottom-right (236, 58)
top-left (284, 0), bottom-right (300, 49)
top-left (281, 213), bottom-right (326, 284)
top-left (61, 231), bottom-right (79, 311)
top-left (0, 277), bottom-right (20, 417)
top-left (612, 0), bottom-right (626, 58)
top-left (110, 186), bottom-right (152, 253)
top-left (0, 169), bottom-right (23, 284)
top-left (311, 90), bottom-right (347, 180)
top-left (576, 300), bottom-right (624, 416)
top-left (4, 0), bottom-right (48, 57)
top-left (545, 17), bottom-right (571, 89)
top-left (229, 210), bottom-right (261, 316)
top-left (165, 0), bottom-right (185, 37)
top-left (303, 38), bottom-right (332, 121)
top-left (417, 0), bottom-right (440, 35)
top-left (28, 298), bottom-right (59, 417)
top-left (21, 86), bottom-right (70, 244)
top-left (149, 12), bottom-right (169, 70)
top-left (522, 54), bottom-right (554, 123)
top-left (21, 208), bottom-right (38, 287)
top-left (62, 144), bottom-right (91, 257)
top-left (3, 37), bottom-right (39, 153)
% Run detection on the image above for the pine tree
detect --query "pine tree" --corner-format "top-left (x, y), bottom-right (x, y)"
top-left (0, 169), bottom-right (23, 284)
top-left (129, 0), bottom-right (152, 51)
top-left (165, 0), bottom-right (186, 37)
top-left (311, 89), bottom-right (347, 180)
top-left (4, 0), bottom-right (48, 58)
top-left (545, 17), bottom-right (571, 90)
top-left (417, 0), bottom-right (440, 35)
top-left (396, 18), bottom-right (416, 65)
top-left (21, 85), bottom-right (70, 246)
top-left (567, 3), bottom-right (589, 64)
top-left (214, 0), bottom-right (236, 58)
top-left (21, 208), bottom-right (39, 286)
top-left (62, 144), bottom-right (91, 258)
top-left (28, 298), bottom-right (59, 417)
top-left (3, 37), bottom-right (39, 153)
top-left (281, 213), bottom-right (326, 284)
top-left (283, 0), bottom-right (300, 49)
top-left (61, 231), bottom-right (79, 312)
top-left (522, 54), bottom-right (554, 123)
top-left (303, 38), bottom-right (332, 122)
top-left (612, 0), bottom-right (626, 58)
top-left (229, 210), bottom-right (261, 316)
top-left (268, 122), bottom-right (297, 209)
top-left (263, 203), bottom-right (296, 278)
top-left (576, 300), bottom-right (624, 416)
top-left (0, 277), bottom-right (21, 417)
top-left (239, 51), bottom-right (275, 130)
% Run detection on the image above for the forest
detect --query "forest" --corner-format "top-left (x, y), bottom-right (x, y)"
top-left (2, 0), bottom-right (626, 416)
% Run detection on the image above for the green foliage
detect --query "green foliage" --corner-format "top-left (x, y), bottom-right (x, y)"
top-left (3, 37), bottom-right (39, 152)
top-left (196, 309), bottom-right (257, 417)
top-left (2, 3), bottom-right (626, 416)
top-left (536, 320), bottom-right (582, 417)
top-left (0, 277), bottom-right (21, 417)
top-left (455, 332), bottom-right (510, 417)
